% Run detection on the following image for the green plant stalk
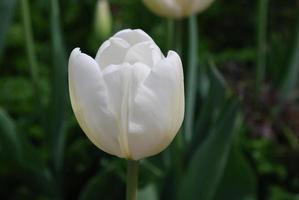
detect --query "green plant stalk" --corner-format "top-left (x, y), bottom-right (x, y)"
top-left (20, 0), bottom-right (40, 103)
top-left (167, 19), bottom-right (174, 50)
top-left (175, 19), bottom-right (183, 55)
top-left (50, 0), bottom-right (68, 172)
top-left (49, 0), bottom-right (68, 198)
top-left (185, 15), bottom-right (198, 143)
top-left (279, 17), bottom-right (299, 100)
top-left (256, 0), bottom-right (269, 93)
top-left (0, 0), bottom-right (17, 57)
top-left (126, 160), bottom-right (139, 200)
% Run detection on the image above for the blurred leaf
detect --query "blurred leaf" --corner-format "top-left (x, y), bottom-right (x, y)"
top-left (79, 160), bottom-right (120, 200)
top-left (0, 0), bottom-right (16, 56)
top-left (0, 107), bottom-right (21, 162)
top-left (48, 0), bottom-right (68, 173)
top-left (178, 99), bottom-right (240, 200)
top-left (184, 15), bottom-right (199, 142)
top-left (269, 186), bottom-right (299, 200)
top-left (0, 108), bottom-right (52, 195)
top-left (193, 63), bottom-right (229, 146)
top-left (213, 144), bottom-right (257, 200)
top-left (0, 77), bottom-right (34, 113)
top-left (138, 184), bottom-right (158, 200)
top-left (279, 16), bottom-right (299, 100)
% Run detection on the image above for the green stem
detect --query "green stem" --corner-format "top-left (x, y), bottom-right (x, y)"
top-left (175, 19), bottom-right (183, 55)
top-left (20, 0), bottom-right (40, 102)
top-left (256, 0), bottom-right (269, 93)
top-left (167, 19), bottom-right (174, 50)
top-left (126, 160), bottom-right (139, 200)
top-left (185, 15), bottom-right (199, 143)
top-left (279, 16), bottom-right (299, 100)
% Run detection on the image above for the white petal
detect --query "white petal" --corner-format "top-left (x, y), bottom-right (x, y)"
top-left (128, 50), bottom-right (184, 160)
top-left (69, 48), bottom-right (122, 157)
top-left (124, 41), bottom-right (163, 67)
top-left (191, 0), bottom-right (214, 14)
top-left (102, 63), bottom-right (151, 159)
top-left (95, 37), bottom-right (130, 69)
top-left (143, 0), bottom-right (182, 18)
top-left (113, 29), bottom-right (154, 46)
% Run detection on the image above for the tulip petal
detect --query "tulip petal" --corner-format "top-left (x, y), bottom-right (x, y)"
top-left (143, 0), bottom-right (181, 18)
top-left (102, 63), bottom-right (151, 158)
top-left (124, 41), bottom-right (163, 67)
top-left (69, 48), bottom-right (121, 157)
top-left (113, 29), bottom-right (154, 46)
top-left (95, 37), bottom-right (130, 69)
top-left (129, 51), bottom-right (184, 160)
top-left (191, 0), bottom-right (214, 14)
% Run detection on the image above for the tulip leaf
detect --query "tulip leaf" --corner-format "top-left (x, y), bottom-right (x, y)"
top-left (279, 16), bottom-right (299, 100)
top-left (178, 99), bottom-right (240, 200)
top-left (0, 0), bottom-right (16, 57)
top-left (0, 107), bottom-right (22, 162)
top-left (138, 184), bottom-right (158, 200)
top-left (213, 144), bottom-right (257, 200)
top-left (48, 0), bottom-right (68, 173)
top-left (184, 15), bottom-right (199, 142)
top-left (0, 108), bottom-right (52, 195)
top-left (193, 62), bottom-right (230, 146)
top-left (79, 160), bottom-right (121, 200)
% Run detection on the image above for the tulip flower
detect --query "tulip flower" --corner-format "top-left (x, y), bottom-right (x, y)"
top-left (69, 29), bottom-right (184, 160)
top-left (143, 0), bottom-right (214, 18)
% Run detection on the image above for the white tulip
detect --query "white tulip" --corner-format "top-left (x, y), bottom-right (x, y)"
top-left (69, 29), bottom-right (184, 160)
top-left (143, 0), bottom-right (214, 18)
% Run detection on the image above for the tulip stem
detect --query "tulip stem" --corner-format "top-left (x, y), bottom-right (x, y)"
top-left (20, 0), bottom-right (41, 105)
top-left (126, 160), bottom-right (139, 200)
top-left (256, 0), bottom-right (269, 93)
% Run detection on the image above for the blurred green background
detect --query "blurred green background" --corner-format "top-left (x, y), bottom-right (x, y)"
top-left (0, 0), bottom-right (299, 199)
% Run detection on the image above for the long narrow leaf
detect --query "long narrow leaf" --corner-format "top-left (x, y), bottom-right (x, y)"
top-left (184, 15), bottom-right (199, 142)
top-left (279, 16), bottom-right (299, 100)
top-left (178, 99), bottom-right (240, 200)
top-left (0, 0), bottom-right (16, 57)
top-left (49, 0), bottom-right (68, 173)
top-left (213, 144), bottom-right (257, 200)
top-left (0, 107), bottom-right (21, 162)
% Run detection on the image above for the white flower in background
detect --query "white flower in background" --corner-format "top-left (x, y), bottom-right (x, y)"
top-left (94, 0), bottom-right (112, 40)
top-left (69, 29), bottom-right (184, 160)
top-left (143, 0), bottom-right (214, 18)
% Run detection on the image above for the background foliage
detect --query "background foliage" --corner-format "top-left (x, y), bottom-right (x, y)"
top-left (0, 0), bottom-right (299, 199)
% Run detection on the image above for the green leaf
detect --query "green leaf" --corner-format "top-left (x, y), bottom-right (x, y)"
top-left (184, 15), bottom-right (199, 142)
top-left (138, 184), bottom-right (158, 200)
top-left (213, 144), bottom-right (257, 200)
top-left (79, 160), bottom-right (120, 200)
top-left (0, 107), bottom-right (22, 162)
top-left (0, 108), bottom-right (52, 195)
top-left (0, 0), bottom-right (16, 56)
top-left (48, 0), bottom-right (68, 173)
top-left (178, 99), bottom-right (240, 200)
top-left (193, 63), bottom-right (230, 145)
top-left (279, 16), bottom-right (299, 100)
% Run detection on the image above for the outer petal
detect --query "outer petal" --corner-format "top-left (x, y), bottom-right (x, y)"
top-left (143, 0), bottom-right (182, 18)
top-left (69, 48), bottom-right (121, 157)
top-left (128, 51), bottom-right (184, 160)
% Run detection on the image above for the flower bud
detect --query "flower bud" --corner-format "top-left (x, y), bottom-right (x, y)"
top-left (69, 29), bottom-right (185, 160)
top-left (143, 0), bottom-right (214, 18)
top-left (94, 0), bottom-right (112, 40)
